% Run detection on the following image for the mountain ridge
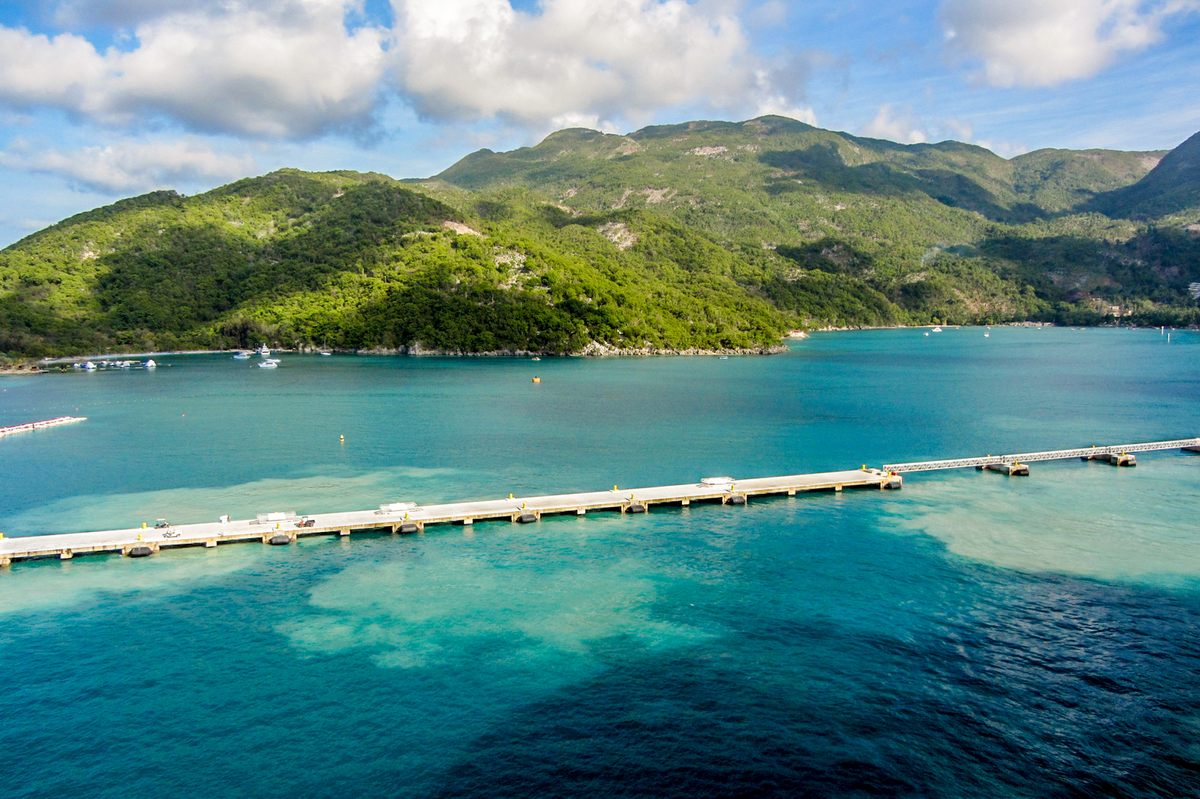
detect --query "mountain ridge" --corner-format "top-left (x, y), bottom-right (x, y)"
top-left (2, 117), bottom-right (1198, 360)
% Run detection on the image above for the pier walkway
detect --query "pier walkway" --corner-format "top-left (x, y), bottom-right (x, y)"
top-left (882, 438), bottom-right (1200, 472)
top-left (0, 469), bottom-right (899, 565)
top-left (0, 416), bottom-right (86, 439)
top-left (3, 436), bottom-right (1196, 567)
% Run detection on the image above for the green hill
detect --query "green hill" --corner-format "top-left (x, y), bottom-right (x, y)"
top-left (3, 117), bottom-right (1200, 360)
top-left (0, 169), bottom-right (792, 357)
top-left (1090, 131), bottom-right (1200, 219)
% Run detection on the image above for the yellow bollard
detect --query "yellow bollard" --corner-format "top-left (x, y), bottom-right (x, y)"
top-left (613, 485), bottom-right (618, 491)
top-left (137, 534), bottom-right (142, 541)
top-left (508, 493), bottom-right (513, 500)
top-left (142, 522), bottom-right (147, 529)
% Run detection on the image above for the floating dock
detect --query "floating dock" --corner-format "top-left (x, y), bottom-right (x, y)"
top-left (0, 469), bottom-right (899, 565)
top-left (0, 416), bottom-right (86, 439)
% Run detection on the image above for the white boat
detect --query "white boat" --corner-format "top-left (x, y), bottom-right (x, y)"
top-left (258, 358), bottom-right (280, 369)
top-left (931, 327), bottom-right (943, 333)
top-left (984, 333), bottom-right (990, 337)
top-left (318, 351), bottom-right (332, 356)
top-left (144, 359), bottom-right (156, 369)
top-left (256, 344), bottom-right (271, 357)
top-left (82, 361), bottom-right (97, 371)
top-left (233, 351), bottom-right (251, 360)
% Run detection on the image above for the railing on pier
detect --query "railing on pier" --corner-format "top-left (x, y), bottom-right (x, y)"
top-left (883, 438), bottom-right (1200, 473)
top-left (0, 416), bottom-right (87, 439)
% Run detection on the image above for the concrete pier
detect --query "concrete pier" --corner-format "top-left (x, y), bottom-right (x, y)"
top-left (2, 436), bottom-right (1193, 569)
top-left (0, 468), bottom-right (897, 566)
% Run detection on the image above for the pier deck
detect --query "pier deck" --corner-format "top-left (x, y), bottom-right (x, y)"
top-left (882, 438), bottom-right (1200, 472)
top-left (0, 416), bottom-right (86, 439)
top-left (0, 469), bottom-right (898, 565)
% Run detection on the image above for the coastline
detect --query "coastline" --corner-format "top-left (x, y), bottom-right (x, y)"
top-left (28, 342), bottom-right (794, 366)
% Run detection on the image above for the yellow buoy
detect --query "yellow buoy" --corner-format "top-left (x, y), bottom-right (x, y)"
top-left (340, 434), bottom-right (345, 442)
top-left (532, 377), bottom-right (541, 383)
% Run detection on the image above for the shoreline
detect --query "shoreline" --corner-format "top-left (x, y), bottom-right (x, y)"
top-left (18, 322), bottom-right (1193, 369)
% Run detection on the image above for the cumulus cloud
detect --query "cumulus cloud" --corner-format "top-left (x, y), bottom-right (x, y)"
top-left (391, 0), bottom-right (767, 129)
top-left (0, 138), bottom-right (257, 193)
top-left (0, 0), bottom-right (389, 138)
top-left (860, 104), bottom-right (928, 144)
top-left (940, 0), bottom-right (1200, 87)
top-left (0, 0), bottom-right (820, 140)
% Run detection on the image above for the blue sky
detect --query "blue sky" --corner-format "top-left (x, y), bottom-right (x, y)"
top-left (1, 0), bottom-right (1199, 247)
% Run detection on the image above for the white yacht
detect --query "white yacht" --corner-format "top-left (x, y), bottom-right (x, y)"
top-left (256, 344), bottom-right (271, 357)
top-left (233, 351), bottom-right (251, 360)
top-left (258, 358), bottom-right (280, 369)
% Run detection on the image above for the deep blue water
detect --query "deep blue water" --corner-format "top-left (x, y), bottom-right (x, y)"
top-left (1, 327), bottom-right (1198, 798)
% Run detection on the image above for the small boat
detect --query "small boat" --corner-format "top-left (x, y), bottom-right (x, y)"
top-left (984, 333), bottom-right (990, 337)
top-left (258, 359), bottom-right (280, 369)
top-left (82, 361), bottom-right (97, 371)
top-left (318, 351), bottom-right (332, 356)
top-left (256, 344), bottom-right (271, 357)
top-left (233, 351), bottom-right (251, 360)
top-left (923, 332), bottom-right (929, 336)
top-left (719, 355), bottom-right (729, 360)
top-left (931, 327), bottom-right (943, 333)
top-left (144, 359), bottom-right (156, 369)
top-left (531, 356), bottom-right (541, 361)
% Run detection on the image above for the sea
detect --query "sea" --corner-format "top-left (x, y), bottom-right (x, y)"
top-left (1, 326), bottom-right (1198, 799)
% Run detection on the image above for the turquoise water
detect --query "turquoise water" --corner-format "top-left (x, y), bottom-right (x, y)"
top-left (1, 327), bottom-right (1198, 797)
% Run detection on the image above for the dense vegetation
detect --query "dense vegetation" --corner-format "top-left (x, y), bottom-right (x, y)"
top-left (3, 117), bottom-right (1199, 359)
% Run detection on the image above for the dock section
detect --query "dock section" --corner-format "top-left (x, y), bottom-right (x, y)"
top-left (883, 438), bottom-right (1200, 474)
top-left (0, 416), bottom-right (86, 439)
top-left (0, 469), bottom-right (899, 566)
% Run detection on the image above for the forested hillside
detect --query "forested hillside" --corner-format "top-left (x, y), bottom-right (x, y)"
top-left (2, 116), bottom-right (1199, 359)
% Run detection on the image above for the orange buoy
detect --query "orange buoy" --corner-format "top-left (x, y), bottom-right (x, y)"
top-left (532, 377), bottom-right (541, 383)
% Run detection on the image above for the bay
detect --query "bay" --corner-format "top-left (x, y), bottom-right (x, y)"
top-left (1, 326), bottom-right (1198, 798)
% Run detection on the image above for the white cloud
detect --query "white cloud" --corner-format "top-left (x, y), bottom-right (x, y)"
top-left (0, 138), bottom-right (257, 193)
top-left (0, 0), bottom-right (389, 138)
top-left (753, 96), bottom-right (818, 126)
top-left (0, 0), bottom-right (820, 140)
top-left (391, 0), bottom-right (767, 129)
top-left (860, 104), bottom-right (928, 144)
top-left (940, 0), bottom-right (1200, 88)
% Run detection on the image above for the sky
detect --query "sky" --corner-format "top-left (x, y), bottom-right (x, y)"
top-left (1, 0), bottom-right (1199, 247)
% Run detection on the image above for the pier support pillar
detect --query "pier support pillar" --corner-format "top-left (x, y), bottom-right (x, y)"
top-left (681, 498), bottom-right (690, 506)
top-left (835, 485), bottom-right (843, 492)
top-left (986, 462), bottom-right (1029, 476)
top-left (787, 489), bottom-right (796, 497)
top-left (339, 528), bottom-right (351, 537)
top-left (1110, 453), bottom-right (1136, 467)
top-left (205, 539), bottom-right (217, 548)
top-left (0, 556), bottom-right (10, 567)
top-left (576, 508), bottom-right (586, 515)
top-left (59, 550), bottom-right (73, 560)
top-left (462, 518), bottom-right (473, 525)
